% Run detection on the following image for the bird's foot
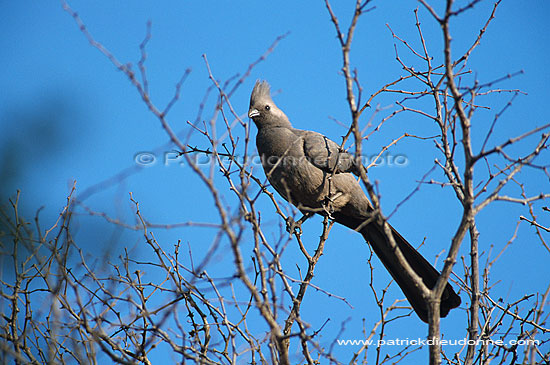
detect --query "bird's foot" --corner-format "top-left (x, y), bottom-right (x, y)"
top-left (322, 207), bottom-right (334, 220)
top-left (286, 216), bottom-right (302, 236)
top-left (285, 213), bottom-right (313, 237)
top-left (322, 193), bottom-right (342, 219)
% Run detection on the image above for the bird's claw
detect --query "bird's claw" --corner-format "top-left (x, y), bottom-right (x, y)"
top-left (286, 216), bottom-right (303, 236)
top-left (322, 206), bottom-right (335, 220)
top-left (323, 193), bottom-right (341, 220)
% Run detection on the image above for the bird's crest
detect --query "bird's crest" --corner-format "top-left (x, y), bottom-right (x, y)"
top-left (250, 80), bottom-right (273, 105)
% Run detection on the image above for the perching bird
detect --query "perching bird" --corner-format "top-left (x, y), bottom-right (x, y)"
top-left (248, 80), bottom-right (461, 323)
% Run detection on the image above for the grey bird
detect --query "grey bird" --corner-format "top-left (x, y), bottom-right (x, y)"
top-left (248, 80), bottom-right (461, 323)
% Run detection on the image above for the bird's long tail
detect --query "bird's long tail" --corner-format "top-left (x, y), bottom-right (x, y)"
top-left (333, 213), bottom-right (461, 323)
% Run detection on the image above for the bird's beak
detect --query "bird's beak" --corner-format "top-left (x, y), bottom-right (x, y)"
top-left (248, 109), bottom-right (260, 118)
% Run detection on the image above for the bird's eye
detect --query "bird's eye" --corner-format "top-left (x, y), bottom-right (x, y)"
top-left (264, 105), bottom-right (270, 111)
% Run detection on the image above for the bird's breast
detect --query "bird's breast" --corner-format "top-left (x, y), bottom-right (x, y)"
top-left (256, 128), bottom-right (333, 209)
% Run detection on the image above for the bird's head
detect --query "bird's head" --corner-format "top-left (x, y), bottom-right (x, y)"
top-left (248, 80), bottom-right (291, 129)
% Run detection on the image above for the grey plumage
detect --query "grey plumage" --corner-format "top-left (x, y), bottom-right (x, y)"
top-left (248, 80), bottom-right (461, 323)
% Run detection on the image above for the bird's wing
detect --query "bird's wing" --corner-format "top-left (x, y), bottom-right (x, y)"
top-left (298, 130), bottom-right (359, 175)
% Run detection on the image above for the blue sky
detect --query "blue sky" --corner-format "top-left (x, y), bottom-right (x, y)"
top-left (1, 0), bottom-right (549, 362)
